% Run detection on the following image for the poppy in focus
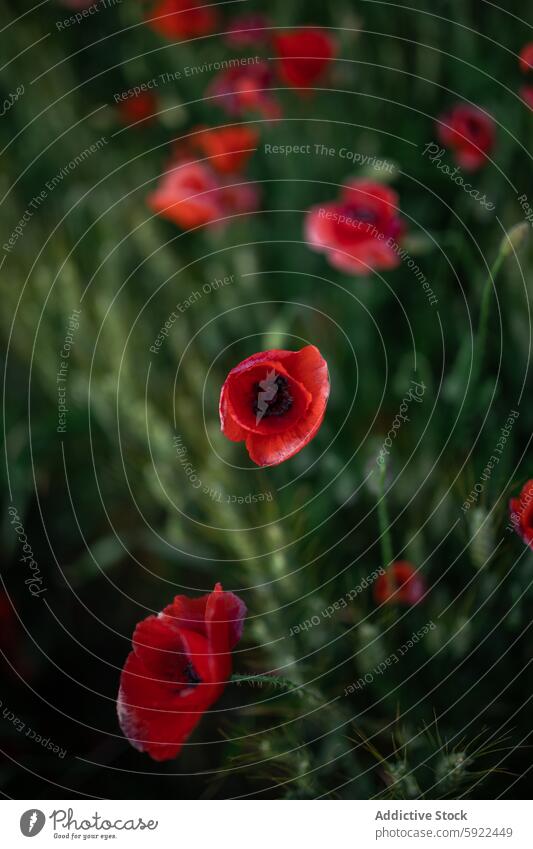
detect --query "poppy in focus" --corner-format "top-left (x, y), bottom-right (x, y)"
top-left (436, 103), bottom-right (495, 171)
top-left (220, 345), bottom-right (330, 466)
top-left (148, 159), bottom-right (258, 229)
top-left (117, 583), bottom-right (246, 761)
top-left (148, 0), bottom-right (219, 40)
top-left (274, 28), bottom-right (336, 90)
top-left (509, 480), bottom-right (533, 548)
top-left (305, 180), bottom-right (406, 274)
top-left (374, 561), bottom-right (426, 605)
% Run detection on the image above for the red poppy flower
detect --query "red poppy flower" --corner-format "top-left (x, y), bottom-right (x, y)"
top-left (148, 159), bottom-right (258, 229)
top-left (520, 86), bottom-right (533, 110)
top-left (177, 125), bottom-right (259, 174)
top-left (436, 103), bottom-right (495, 171)
top-left (274, 28), bottom-right (336, 90)
top-left (305, 179), bottom-right (406, 274)
top-left (374, 561), bottom-right (426, 605)
top-left (117, 583), bottom-right (246, 761)
top-left (117, 92), bottom-right (157, 126)
top-left (220, 345), bottom-right (330, 466)
top-left (207, 61), bottom-right (282, 120)
top-left (519, 43), bottom-right (533, 74)
top-left (225, 13), bottom-right (271, 48)
top-left (509, 480), bottom-right (533, 548)
top-left (148, 0), bottom-right (218, 40)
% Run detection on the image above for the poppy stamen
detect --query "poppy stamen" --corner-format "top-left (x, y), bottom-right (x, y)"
top-left (253, 373), bottom-right (293, 422)
top-left (183, 660), bottom-right (202, 685)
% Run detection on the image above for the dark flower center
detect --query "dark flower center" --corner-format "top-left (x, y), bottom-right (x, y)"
top-left (183, 660), bottom-right (201, 685)
top-left (252, 373), bottom-right (293, 420)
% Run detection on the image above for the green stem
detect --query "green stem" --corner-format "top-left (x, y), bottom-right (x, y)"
top-left (377, 459), bottom-right (394, 570)
top-left (474, 249), bottom-right (505, 382)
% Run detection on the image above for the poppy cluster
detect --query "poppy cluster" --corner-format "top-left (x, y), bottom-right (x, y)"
top-left (209, 28), bottom-right (336, 119)
top-left (118, 584), bottom-right (246, 762)
top-left (148, 125), bottom-right (259, 229)
top-left (436, 103), bottom-right (495, 171)
top-left (305, 180), bottom-right (406, 274)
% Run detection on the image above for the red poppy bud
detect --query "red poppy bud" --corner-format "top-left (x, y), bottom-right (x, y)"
top-left (519, 43), bottom-right (533, 74)
top-left (274, 28), bottom-right (336, 90)
top-left (117, 92), bottom-right (157, 126)
top-left (374, 561), bottom-right (426, 605)
top-left (220, 345), bottom-right (330, 466)
top-left (147, 0), bottom-right (218, 40)
top-left (436, 103), bottom-right (495, 171)
top-left (509, 480), bottom-right (533, 549)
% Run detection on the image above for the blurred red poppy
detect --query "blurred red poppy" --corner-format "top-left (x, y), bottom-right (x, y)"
top-left (148, 0), bottom-right (218, 39)
top-left (274, 28), bottom-right (336, 90)
top-left (374, 561), bottom-right (426, 605)
top-left (519, 42), bottom-right (533, 74)
top-left (117, 92), bottom-right (157, 126)
top-left (148, 159), bottom-right (258, 229)
top-left (437, 103), bottom-right (495, 171)
top-left (118, 583), bottom-right (246, 761)
top-left (509, 480), bottom-right (533, 548)
top-left (305, 180), bottom-right (406, 274)
top-left (176, 125), bottom-right (259, 174)
top-left (208, 61), bottom-right (282, 119)
top-left (220, 345), bottom-right (330, 466)
top-left (520, 86), bottom-right (533, 110)
top-left (225, 13), bottom-right (271, 48)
